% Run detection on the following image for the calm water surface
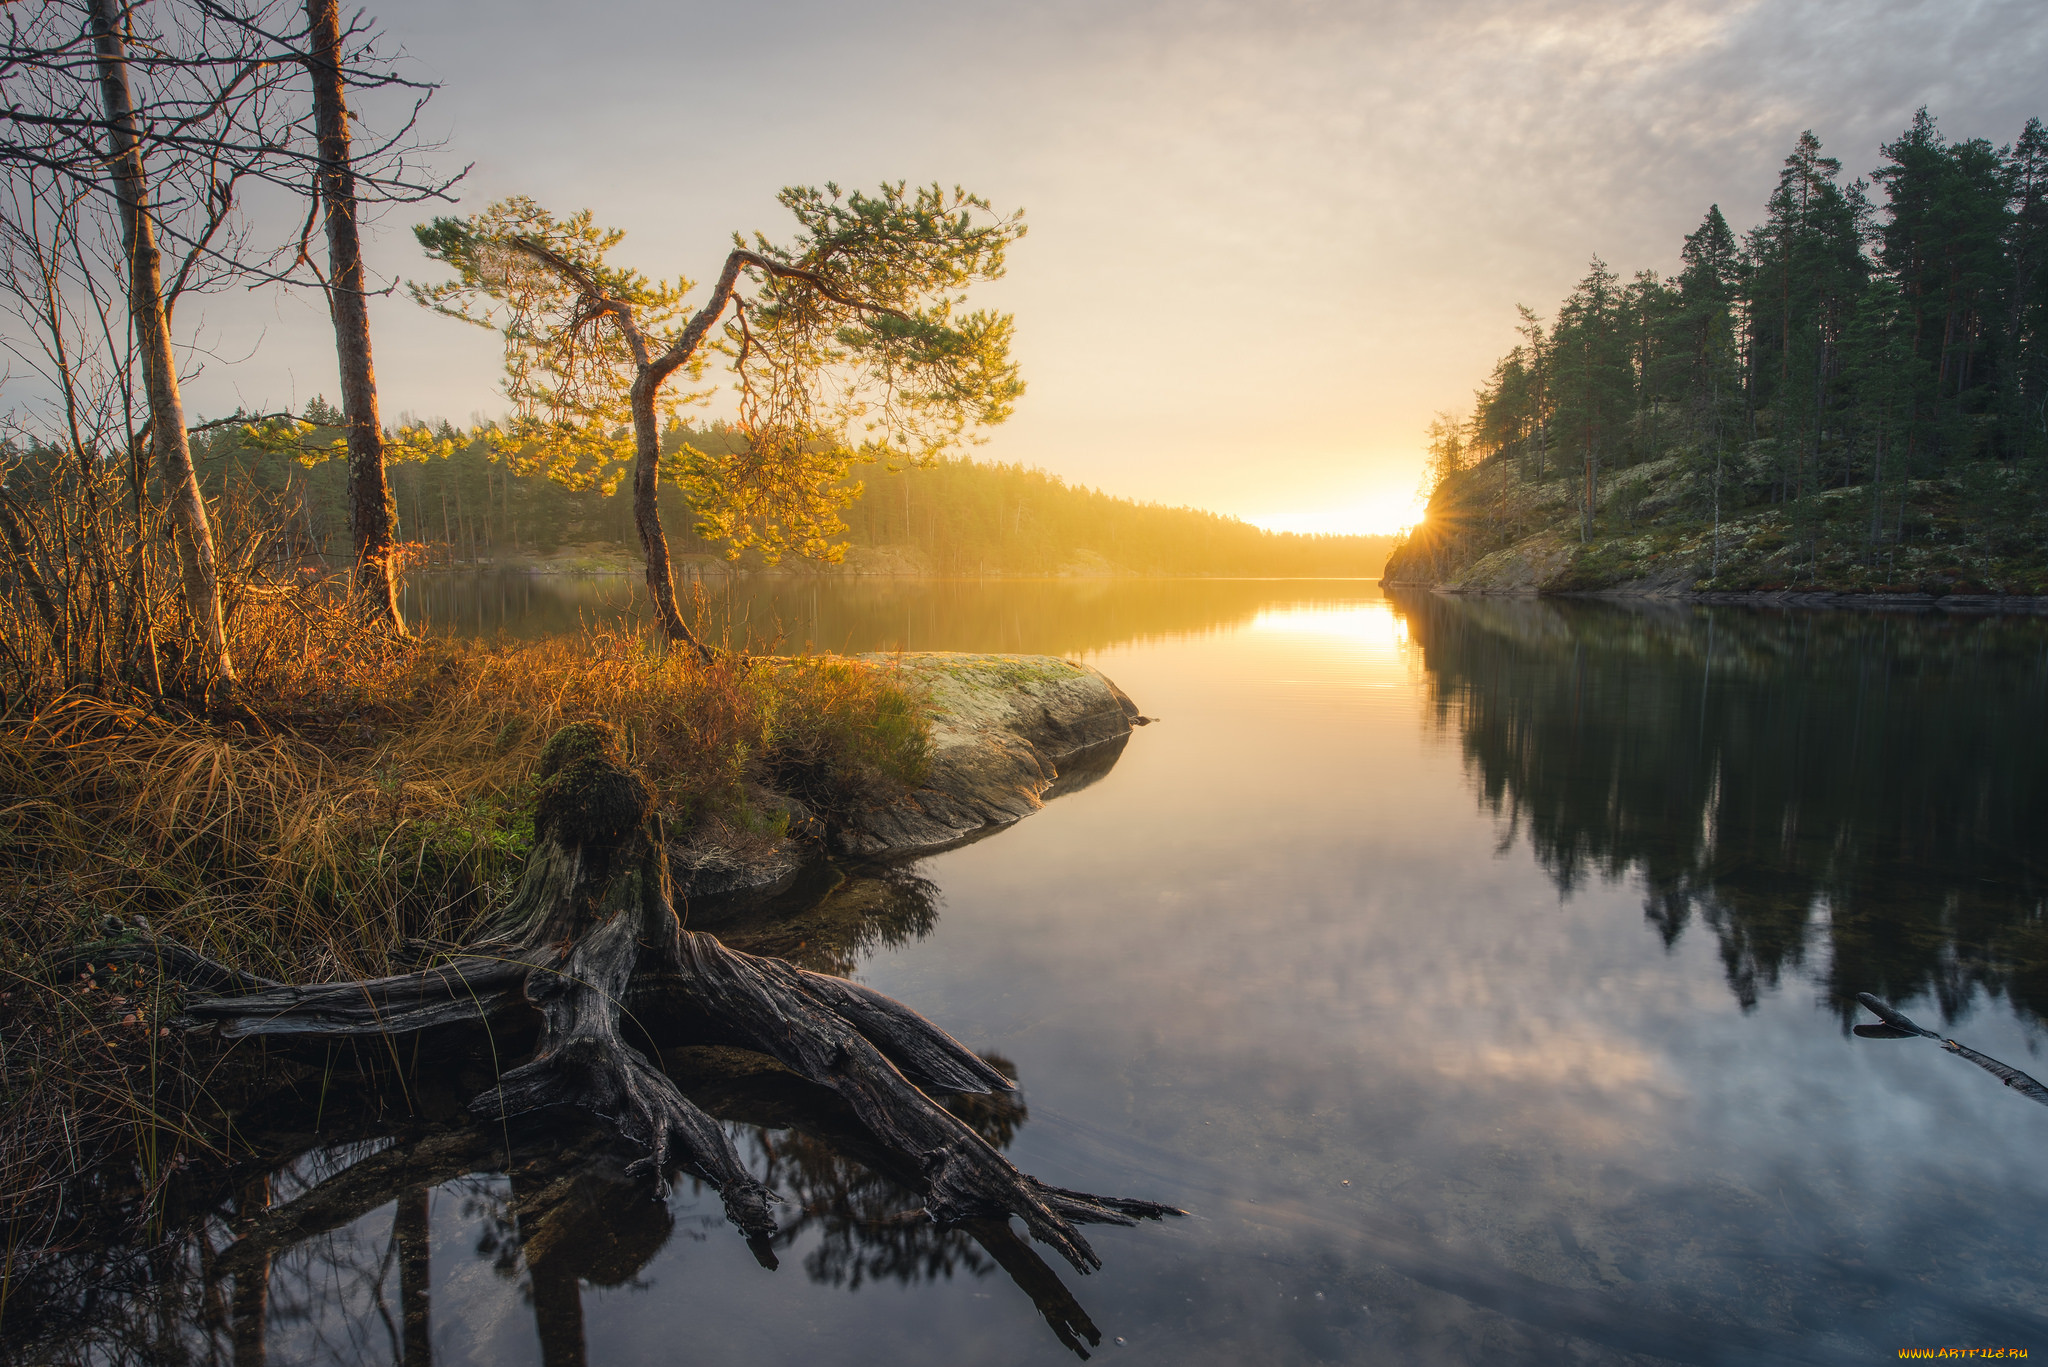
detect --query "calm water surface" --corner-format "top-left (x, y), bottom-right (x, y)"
top-left (41, 578), bottom-right (2048, 1364)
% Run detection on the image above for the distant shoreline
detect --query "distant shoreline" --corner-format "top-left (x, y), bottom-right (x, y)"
top-left (391, 561), bottom-right (1391, 584)
top-left (1382, 582), bottom-right (2048, 616)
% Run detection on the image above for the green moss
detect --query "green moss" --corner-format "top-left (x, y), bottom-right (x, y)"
top-left (1395, 454), bottom-right (2048, 597)
top-left (758, 657), bottom-right (933, 821)
top-left (533, 722), bottom-right (653, 848)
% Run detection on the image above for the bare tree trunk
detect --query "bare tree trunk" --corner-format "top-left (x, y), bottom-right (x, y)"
top-left (306, 0), bottom-right (404, 633)
top-left (89, 0), bottom-right (235, 688)
top-left (395, 1185), bottom-right (433, 1366)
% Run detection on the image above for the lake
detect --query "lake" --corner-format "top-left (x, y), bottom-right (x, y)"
top-left (28, 576), bottom-right (2048, 1364)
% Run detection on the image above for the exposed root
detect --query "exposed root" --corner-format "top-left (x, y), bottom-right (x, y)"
top-left (177, 722), bottom-right (1178, 1267)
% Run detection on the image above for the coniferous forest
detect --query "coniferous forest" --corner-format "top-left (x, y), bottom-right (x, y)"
top-left (1387, 111), bottom-right (2048, 596)
top-left (154, 410), bottom-right (1393, 581)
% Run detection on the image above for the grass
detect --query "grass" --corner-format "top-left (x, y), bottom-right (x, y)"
top-left (0, 570), bottom-right (933, 1295)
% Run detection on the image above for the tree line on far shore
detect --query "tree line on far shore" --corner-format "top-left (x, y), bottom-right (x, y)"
top-left (167, 408), bottom-right (1391, 579)
top-left (1420, 109), bottom-right (2048, 570)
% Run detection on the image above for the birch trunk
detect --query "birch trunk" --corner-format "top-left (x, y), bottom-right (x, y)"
top-left (89, 0), bottom-right (235, 687)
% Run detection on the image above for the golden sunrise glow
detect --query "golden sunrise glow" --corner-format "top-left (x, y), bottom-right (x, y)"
top-left (1249, 484), bottom-right (1430, 538)
top-left (1248, 604), bottom-right (1409, 649)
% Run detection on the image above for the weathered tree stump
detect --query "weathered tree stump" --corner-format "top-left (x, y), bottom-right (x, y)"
top-left (175, 722), bottom-right (1177, 1271)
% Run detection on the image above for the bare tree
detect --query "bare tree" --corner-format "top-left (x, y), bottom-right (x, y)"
top-left (87, 0), bottom-right (237, 686)
top-left (288, 0), bottom-right (460, 632)
top-left (3, 0), bottom-right (458, 672)
top-left (5, 0), bottom-right (304, 689)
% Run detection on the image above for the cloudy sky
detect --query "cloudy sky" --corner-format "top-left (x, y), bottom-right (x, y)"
top-left (177, 0), bottom-right (2048, 533)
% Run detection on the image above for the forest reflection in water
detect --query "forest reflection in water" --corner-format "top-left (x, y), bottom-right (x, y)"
top-left (15, 582), bottom-right (2048, 1366)
top-left (396, 570), bottom-right (1383, 658)
top-left (1390, 592), bottom-right (2048, 1027)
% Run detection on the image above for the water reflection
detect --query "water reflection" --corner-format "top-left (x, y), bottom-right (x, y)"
top-left (398, 571), bottom-right (1382, 657)
top-left (693, 861), bottom-right (942, 978)
top-left (1, 861), bottom-right (1127, 1367)
top-left (1392, 592), bottom-right (2048, 1026)
top-left (19, 583), bottom-right (2048, 1365)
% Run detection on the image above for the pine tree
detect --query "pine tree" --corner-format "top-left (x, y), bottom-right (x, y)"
top-left (1872, 110), bottom-right (2010, 465)
top-left (1549, 259), bottom-right (1633, 540)
top-left (1997, 118), bottom-right (2048, 462)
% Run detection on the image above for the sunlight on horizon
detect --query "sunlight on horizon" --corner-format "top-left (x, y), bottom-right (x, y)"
top-left (1248, 603), bottom-right (1409, 650)
top-left (1249, 485), bottom-right (1429, 538)
top-left (1237, 603), bottom-right (1418, 701)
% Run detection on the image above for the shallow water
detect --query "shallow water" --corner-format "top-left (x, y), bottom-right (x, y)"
top-left (24, 579), bottom-right (2048, 1365)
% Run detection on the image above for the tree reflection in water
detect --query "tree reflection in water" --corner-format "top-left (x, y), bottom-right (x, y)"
top-left (1391, 592), bottom-right (2048, 1025)
top-left (3, 861), bottom-right (1117, 1365)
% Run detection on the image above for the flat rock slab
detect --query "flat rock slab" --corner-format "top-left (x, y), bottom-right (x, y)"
top-left (668, 654), bottom-right (1147, 898)
top-left (835, 653), bottom-right (1145, 858)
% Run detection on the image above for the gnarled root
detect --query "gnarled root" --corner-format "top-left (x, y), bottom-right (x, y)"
top-left (472, 903), bottom-right (775, 1236)
top-left (665, 927), bottom-right (1177, 1271)
top-left (177, 721), bottom-right (1176, 1266)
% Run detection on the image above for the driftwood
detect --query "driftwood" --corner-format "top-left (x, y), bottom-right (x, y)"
top-left (1854, 992), bottom-right (2048, 1107)
top-left (171, 722), bottom-right (1178, 1272)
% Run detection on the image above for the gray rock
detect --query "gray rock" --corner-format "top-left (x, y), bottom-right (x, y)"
top-left (832, 653), bottom-right (1145, 857)
top-left (666, 653), bottom-right (1146, 897)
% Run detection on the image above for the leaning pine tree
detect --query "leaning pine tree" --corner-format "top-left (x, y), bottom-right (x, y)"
top-left (411, 185), bottom-right (1025, 657)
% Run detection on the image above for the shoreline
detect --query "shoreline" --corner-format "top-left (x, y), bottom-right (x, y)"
top-left (1382, 581), bottom-right (2048, 615)
top-left (390, 562), bottom-right (1391, 582)
top-left (673, 653), bottom-right (1147, 900)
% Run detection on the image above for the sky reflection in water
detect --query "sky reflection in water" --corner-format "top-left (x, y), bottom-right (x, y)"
top-left (28, 581), bottom-right (2048, 1366)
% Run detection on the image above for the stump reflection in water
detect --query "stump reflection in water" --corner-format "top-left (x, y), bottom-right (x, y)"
top-left (1, 863), bottom-right (1127, 1365)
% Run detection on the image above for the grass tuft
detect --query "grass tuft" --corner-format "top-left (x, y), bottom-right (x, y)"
top-left (0, 575), bottom-right (931, 1285)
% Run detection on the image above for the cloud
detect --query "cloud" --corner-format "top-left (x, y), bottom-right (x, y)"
top-left (83, 0), bottom-right (2048, 532)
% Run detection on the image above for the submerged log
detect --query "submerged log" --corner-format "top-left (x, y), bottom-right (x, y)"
top-left (179, 721), bottom-right (1177, 1270)
top-left (1854, 992), bottom-right (2048, 1107)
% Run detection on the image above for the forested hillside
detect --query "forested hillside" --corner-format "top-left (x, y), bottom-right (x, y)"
top-left (187, 411), bottom-right (1392, 578)
top-left (1386, 110), bottom-right (2048, 597)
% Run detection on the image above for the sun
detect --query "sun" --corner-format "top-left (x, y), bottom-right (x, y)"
top-left (1252, 486), bottom-right (1429, 537)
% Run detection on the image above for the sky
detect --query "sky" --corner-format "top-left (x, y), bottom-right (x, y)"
top-left (169, 0), bottom-right (2048, 534)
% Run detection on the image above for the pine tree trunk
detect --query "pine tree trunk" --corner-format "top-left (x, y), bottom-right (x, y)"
top-left (628, 376), bottom-right (710, 659)
top-left (306, 0), bottom-right (405, 633)
top-left (89, 0), bottom-right (235, 689)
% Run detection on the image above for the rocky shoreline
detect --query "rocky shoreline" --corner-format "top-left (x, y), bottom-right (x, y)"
top-left (1383, 579), bottom-right (2048, 615)
top-left (669, 653), bottom-right (1148, 902)
top-left (1382, 452), bottom-right (2048, 613)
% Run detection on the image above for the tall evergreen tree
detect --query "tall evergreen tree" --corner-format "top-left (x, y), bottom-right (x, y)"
top-left (1997, 118), bottom-right (2048, 461)
top-left (1662, 205), bottom-right (1744, 564)
top-left (1873, 109), bottom-right (2011, 467)
top-left (1743, 131), bottom-right (1869, 504)
top-left (1549, 258), bottom-right (1633, 539)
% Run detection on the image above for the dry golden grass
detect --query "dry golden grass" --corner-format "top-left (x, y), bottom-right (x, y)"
top-left (0, 573), bottom-right (930, 1273)
top-left (2, 586), bottom-right (928, 975)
